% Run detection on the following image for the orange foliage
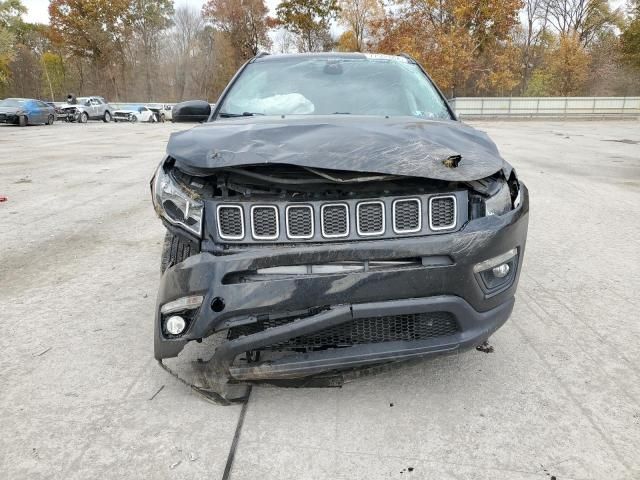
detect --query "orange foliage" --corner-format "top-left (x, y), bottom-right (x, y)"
top-left (371, 0), bottom-right (523, 96)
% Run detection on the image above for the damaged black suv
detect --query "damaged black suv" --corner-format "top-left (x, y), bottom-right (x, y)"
top-left (151, 52), bottom-right (529, 403)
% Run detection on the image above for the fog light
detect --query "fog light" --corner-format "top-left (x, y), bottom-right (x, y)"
top-left (165, 315), bottom-right (186, 335)
top-left (492, 263), bottom-right (510, 278)
top-left (474, 248), bottom-right (518, 295)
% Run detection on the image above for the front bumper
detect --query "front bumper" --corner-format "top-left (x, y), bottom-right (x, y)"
top-left (0, 114), bottom-right (18, 124)
top-left (155, 185), bottom-right (529, 387)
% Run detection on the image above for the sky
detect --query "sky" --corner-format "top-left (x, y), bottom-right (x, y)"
top-left (20, 0), bottom-right (632, 31)
top-left (22, 0), bottom-right (282, 24)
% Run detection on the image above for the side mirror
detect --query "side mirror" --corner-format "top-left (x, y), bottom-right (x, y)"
top-left (172, 100), bottom-right (211, 123)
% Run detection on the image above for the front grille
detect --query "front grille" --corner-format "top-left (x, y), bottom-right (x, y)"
top-left (228, 311), bottom-right (459, 350)
top-left (286, 205), bottom-right (313, 239)
top-left (429, 196), bottom-right (456, 230)
top-left (251, 206), bottom-right (279, 239)
top-left (214, 192), bottom-right (462, 243)
top-left (393, 199), bottom-right (421, 233)
top-left (217, 205), bottom-right (244, 239)
top-left (357, 202), bottom-right (385, 236)
top-left (322, 204), bottom-right (349, 237)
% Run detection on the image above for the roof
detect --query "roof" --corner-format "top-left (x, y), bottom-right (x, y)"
top-left (252, 52), bottom-right (414, 64)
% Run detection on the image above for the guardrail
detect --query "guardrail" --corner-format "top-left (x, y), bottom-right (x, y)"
top-left (449, 97), bottom-right (640, 119)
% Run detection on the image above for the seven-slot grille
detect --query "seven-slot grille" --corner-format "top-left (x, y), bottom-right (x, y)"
top-left (215, 194), bottom-right (460, 242)
top-left (429, 195), bottom-right (457, 230)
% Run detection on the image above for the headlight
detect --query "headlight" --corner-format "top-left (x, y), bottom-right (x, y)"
top-left (151, 161), bottom-right (203, 237)
top-left (485, 181), bottom-right (512, 216)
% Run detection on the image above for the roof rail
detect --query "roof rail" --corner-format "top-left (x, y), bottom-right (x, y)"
top-left (251, 51), bottom-right (270, 62)
top-left (398, 52), bottom-right (417, 63)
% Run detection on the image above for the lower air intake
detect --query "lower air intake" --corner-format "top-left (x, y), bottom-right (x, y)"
top-left (228, 311), bottom-right (459, 350)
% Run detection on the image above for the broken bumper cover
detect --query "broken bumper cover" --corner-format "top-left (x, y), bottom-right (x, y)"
top-left (155, 185), bottom-right (529, 382)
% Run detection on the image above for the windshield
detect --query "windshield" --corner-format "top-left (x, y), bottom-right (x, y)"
top-left (0, 99), bottom-right (25, 107)
top-left (218, 56), bottom-right (452, 120)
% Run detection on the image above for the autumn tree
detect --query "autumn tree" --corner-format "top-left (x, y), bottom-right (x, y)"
top-left (276, 0), bottom-right (340, 52)
top-left (41, 51), bottom-right (65, 100)
top-left (0, 0), bottom-right (26, 89)
top-left (543, 0), bottom-right (622, 47)
top-left (336, 29), bottom-right (358, 51)
top-left (526, 33), bottom-right (590, 95)
top-left (372, 0), bottom-right (523, 96)
top-left (620, 0), bottom-right (640, 69)
top-left (337, 0), bottom-right (382, 51)
top-left (130, 0), bottom-right (173, 101)
top-left (49, 0), bottom-right (133, 99)
top-left (202, 0), bottom-right (271, 63)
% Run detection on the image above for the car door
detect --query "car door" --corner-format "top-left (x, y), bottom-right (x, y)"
top-left (25, 100), bottom-right (43, 124)
top-left (139, 106), bottom-right (151, 122)
top-left (94, 98), bottom-right (106, 117)
top-left (89, 98), bottom-right (100, 118)
top-left (37, 101), bottom-right (51, 123)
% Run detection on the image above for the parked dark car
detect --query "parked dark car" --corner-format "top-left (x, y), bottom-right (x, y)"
top-left (0, 98), bottom-right (55, 126)
top-left (151, 53), bottom-right (529, 403)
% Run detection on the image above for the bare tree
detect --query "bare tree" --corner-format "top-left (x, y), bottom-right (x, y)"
top-left (171, 5), bottom-right (205, 101)
top-left (337, 0), bottom-right (383, 51)
top-left (543, 0), bottom-right (621, 46)
top-left (521, 0), bottom-right (549, 91)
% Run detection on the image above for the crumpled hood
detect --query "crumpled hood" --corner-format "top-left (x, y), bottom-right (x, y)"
top-left (167, 116), bottom-right (507, 181)
top-left (0, 106), bottom-right (21, 114)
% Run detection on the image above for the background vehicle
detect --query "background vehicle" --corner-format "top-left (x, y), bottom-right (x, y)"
top-left (60, 96), bottom-right (113, 123)
top-left (46, 102), bottom-right (68, 121)
top-left (146, 103), bottom-right (173, 122)
top-left (0, 98), bottom-right (55, 126)
top-left (113, 105), bottom-right (157, 123)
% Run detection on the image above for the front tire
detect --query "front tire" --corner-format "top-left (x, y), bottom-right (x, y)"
top-left (160, 232), bottom-right (195, 273)
top-left (79, 112), bottom-right (88, 123)
top-left (19, 115), bottom-right (27, 127)
top-left (130, 115), bottom-right (137, 123)
top-left (103, 111), bottom-right (112, 123)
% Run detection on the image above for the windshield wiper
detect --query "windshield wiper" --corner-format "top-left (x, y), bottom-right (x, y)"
top-left (219, 112), bottom-right (265, 118)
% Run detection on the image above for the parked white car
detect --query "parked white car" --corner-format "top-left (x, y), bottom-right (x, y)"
top-left (113, 105), bottom-right (157, 123)
top-left (146, 103), bottom-right (173, 122)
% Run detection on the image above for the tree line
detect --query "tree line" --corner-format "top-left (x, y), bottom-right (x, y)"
top-left (0, 0), bottom-right (639, 102)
